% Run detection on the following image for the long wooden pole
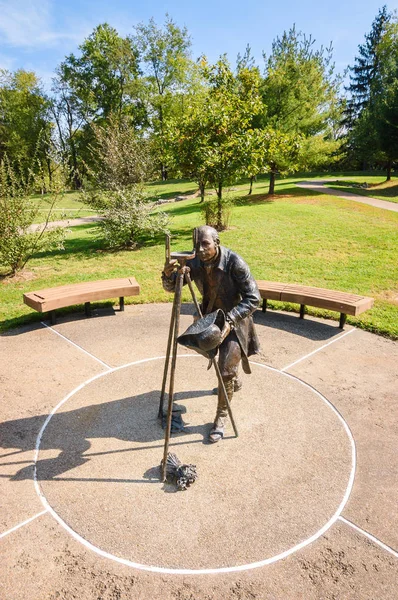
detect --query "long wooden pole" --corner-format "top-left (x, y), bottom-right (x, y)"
top-left (158, 285), bottom-right (178, 418)
top-left (161, 268), bottom-right (184, 481)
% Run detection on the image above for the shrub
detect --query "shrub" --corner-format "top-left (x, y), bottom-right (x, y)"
top-left (0, 156), bottom-right (66, 275)
top-left (200, 194), bottom-right (233, 231)
top-left (85, 185), bottom-right (169, 249)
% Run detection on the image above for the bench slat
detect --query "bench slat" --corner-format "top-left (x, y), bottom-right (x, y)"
top-left (256, 281), bottom-right (373, 317)
top-left (255, 281), bottom-right (285, 300)
top-left (279, 285), bottom-right (365, 302)
top-left (28, 278), bottom-right (137, 298)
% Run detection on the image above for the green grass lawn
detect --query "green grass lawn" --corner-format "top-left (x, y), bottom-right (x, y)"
top-left (30, 190), bottom-right (96, 222)
top-left (1, 173), bottom-right (398, 338)
top-left (30, 180), bottom-right (200, 223)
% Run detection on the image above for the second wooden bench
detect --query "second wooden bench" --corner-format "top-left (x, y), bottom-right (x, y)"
top-left (256, 281), bottom-right (374, 328)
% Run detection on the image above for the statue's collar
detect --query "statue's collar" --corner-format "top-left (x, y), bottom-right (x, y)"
top-left (200, 245), bottom-right (228, 270)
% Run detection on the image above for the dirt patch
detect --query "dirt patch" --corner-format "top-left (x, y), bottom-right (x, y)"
top-left (291, 196), bottom-right (333, 206)
top-left (1, 270), bottom-right (36, 284)
top-left (375, 290), bottom-right (398, 305)
top-left (237, 193), bottom-right (274, 204)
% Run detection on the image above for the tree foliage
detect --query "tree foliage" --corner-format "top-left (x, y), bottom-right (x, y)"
top-left (0, 70), bottom-right (51, 177)
top-left (132, 15), bottom-right (193, 179)
top-left (168, 56), bottom-right (265, 228)
top-left (52, 23), bottom-right (146, 187)
top-left (58, 23), bottom-right (142, 123)
top-left (345, 6), bottom-right (391, 123)
top-left (345, 8), bottom-right (398, 175)
top-left (354, 19), bottom-right (398, 177)
top-left (261, 27), bottom-right (342, 192)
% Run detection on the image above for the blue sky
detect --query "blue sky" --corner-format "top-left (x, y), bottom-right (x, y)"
top-left (0, 0), bottom-right (397, 90)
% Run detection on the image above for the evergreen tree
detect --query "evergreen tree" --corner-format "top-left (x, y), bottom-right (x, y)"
top-left (345, 6), bottom-right (391, 127)
top-left (345, 7), bottom-right (397, 171)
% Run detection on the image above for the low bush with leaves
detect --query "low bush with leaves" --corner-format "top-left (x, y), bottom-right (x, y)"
top-left (0, 157), bottom-right (66, 275)
top-left (200, 194), bottom-right (233, 231)
top-left (85, 185), bottom-right (169, 249)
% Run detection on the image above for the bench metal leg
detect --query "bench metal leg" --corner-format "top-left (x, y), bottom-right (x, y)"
top-left (300, 304), bottom-right (305, 319)
top-left (50, 310), bottom-right (56, 325)
top-left (119, 296), bottom-right (125, 311)
top-left (339, 313), bottom-right (347, 329)
top-left (85, 302), bottom-right (91, 317)
top-left (262, 298), bottom-right (267, 313)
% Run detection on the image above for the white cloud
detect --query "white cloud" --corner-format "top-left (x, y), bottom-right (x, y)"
top-left (0, 0), bottom-right (81, 48)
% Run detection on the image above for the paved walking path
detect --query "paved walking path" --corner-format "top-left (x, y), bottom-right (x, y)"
top-left (296, 180), bottom-right (398, 212)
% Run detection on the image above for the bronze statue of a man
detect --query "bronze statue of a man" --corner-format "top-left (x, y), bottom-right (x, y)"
top-left (162, 225), bottom-right (261, 443)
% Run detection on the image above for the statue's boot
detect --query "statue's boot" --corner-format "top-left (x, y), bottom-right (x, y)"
top-left (233, 376), bottom-right (242, 392)
top-left (212, 376), bottom-right (242, 395)
top-left (209, 379), bottom-right (234, 443)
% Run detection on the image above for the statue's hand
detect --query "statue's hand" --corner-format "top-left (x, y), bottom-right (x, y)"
top-left (219, 321), bottom-right (231, 343)
top-left (163, 259), bottom-right (177, 277)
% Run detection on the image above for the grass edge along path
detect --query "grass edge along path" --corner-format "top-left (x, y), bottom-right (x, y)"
top-left (1, 174), bottom-right (397, 339)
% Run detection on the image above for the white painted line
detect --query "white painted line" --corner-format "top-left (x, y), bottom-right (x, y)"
top-left (0, 510), bottom-right (48, 539)
top-left (33, 356), bottom-right (356, 575)
top-left (339, 516), bottom-right (398, 559)
top-left (41, 322), bottom-right (112, 370)
top-left (281, 327), bottom-right (356, 372)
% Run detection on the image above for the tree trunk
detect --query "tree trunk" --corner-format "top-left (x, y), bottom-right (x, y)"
top-left (70, 141), bottom-right (82, 190)
top-left (269, 169), bottom-right (276, 195)
top-left (249, 176), bottom-right (254, 195)
top-left (199, 181), bottom-right (205, 203)
top-left (386, 160), bottom-right (392, 181)
top-left (161, 164), bottom-right (168, 181)
top-left (46, 156), bottom-right (52, 187)
top-left (217, 182), bottom-right (223, 230)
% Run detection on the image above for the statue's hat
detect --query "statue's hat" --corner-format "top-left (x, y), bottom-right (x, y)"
top-left (177, 310), bottom-right (225, 359)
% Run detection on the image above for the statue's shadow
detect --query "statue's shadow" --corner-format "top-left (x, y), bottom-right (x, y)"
top-left (0, 389), bottom-right (213, 482)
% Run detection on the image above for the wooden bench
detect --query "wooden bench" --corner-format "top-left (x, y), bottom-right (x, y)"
top-left (256, 281), bottom-right (374, 329)
top-left (23, 277), bottom-right (140, 324)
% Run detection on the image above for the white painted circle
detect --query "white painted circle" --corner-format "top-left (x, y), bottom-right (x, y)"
top-left (33, 355), bottom-right (356, 575)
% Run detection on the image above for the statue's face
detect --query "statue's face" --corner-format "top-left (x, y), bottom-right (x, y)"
top-left (197, 231), bottom-right (218, 262)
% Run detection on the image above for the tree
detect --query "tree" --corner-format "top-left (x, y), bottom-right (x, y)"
top-left (58, 23), bottom-right (142, 123)
top-left (167, 57), bottom-right (266, 229)
top-left (52, 24), bottom-right (145, 187)
top-left (261, 27), bottom-right (341, 193)
top-left (357, 19), bottom-right (398, 179)
top-left (345, 6), bottom-right (391, 123)
top-left (50, 77), bottom-right (87, 189)
top-left (0, 70), bottom-right (51, 179)
top-left (344, 6), bottom-right (392, 168)
top-left (132, 15), bottom-right (192, 180)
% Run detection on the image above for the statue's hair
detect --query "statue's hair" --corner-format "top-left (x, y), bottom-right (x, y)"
top-left (195, 225), bottom-right (220, 245)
